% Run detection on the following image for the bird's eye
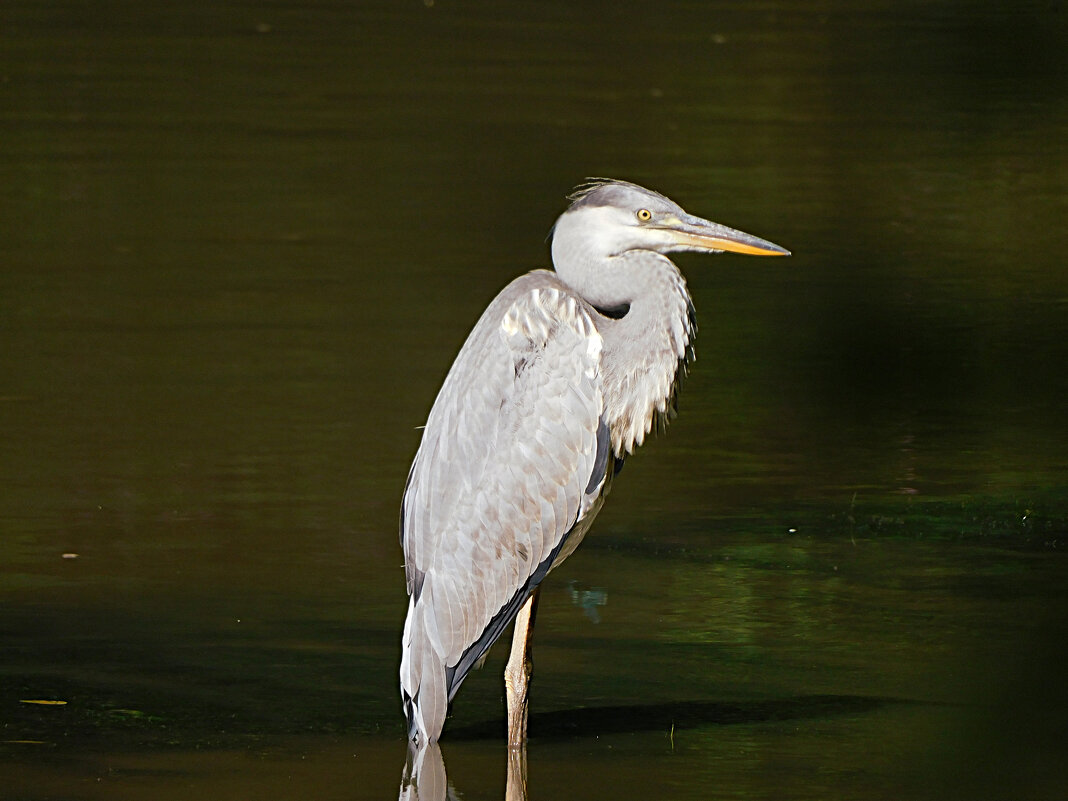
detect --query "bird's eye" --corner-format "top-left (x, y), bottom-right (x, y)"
top-left (636, 209), bottom-right (652, 222)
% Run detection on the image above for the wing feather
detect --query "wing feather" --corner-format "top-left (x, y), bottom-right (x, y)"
top-left (399, 272), bottom-right (608, 741)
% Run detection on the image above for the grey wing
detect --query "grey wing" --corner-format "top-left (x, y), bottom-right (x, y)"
top-left (399, 274), bottom-right (610, 742)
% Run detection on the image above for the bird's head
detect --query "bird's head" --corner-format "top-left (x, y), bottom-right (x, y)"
top-left (552, 179), bottom-right (790, 262)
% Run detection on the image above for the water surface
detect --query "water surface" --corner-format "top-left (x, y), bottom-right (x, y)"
top-left (2, 1), bottom-right (1066, 799)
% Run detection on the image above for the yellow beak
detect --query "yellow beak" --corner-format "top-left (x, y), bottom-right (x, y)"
top-left (667, 214), bottom-right (790, 256)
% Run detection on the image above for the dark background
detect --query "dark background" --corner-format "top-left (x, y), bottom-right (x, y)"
top-left (2, 2), bottom-right (1065, 799)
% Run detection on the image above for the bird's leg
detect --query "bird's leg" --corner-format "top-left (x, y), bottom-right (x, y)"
top-left (504, 588), bottom-right (540, 750)
top-left (505, 740), bottom-right (530, 801)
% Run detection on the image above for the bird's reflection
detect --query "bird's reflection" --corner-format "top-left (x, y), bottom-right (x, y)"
top-left (396, 694), bottom-right (894, 799)
top-left (399, 741), bottom-right (528, 801)
top-left (398, 742), bottom-right (453, 801)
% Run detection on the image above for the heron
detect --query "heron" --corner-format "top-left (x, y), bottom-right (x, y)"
top-left (399, 179), bottom-right (789, 747)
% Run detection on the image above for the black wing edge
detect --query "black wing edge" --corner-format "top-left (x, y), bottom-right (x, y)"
top-left (442, 512), bottom-right (580, 704)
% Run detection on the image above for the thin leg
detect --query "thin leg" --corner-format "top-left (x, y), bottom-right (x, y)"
top-left (504, 588), bottom-right (540, 750)
top-left (505, 741), bottom-right (530, 801)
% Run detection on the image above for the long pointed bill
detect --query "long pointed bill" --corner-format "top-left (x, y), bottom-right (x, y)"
top-left (669, 215), bottom-right (790, 256)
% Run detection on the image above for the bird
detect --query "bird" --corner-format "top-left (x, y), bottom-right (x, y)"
top-left (399, 179), bottom-right (789, 747)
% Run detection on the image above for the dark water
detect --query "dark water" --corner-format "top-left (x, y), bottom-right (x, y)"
top-left (2, 1), bottom-right (1066, 798)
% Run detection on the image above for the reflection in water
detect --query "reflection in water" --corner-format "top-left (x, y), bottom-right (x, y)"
top-left (400, 742), bottom-right (528, 801)
top-left (398, 696), bottom-right (892, 800)
top-left (567, 579), bottom-right (608, 623)
top-left (399, 743), bottom-right (453, 801)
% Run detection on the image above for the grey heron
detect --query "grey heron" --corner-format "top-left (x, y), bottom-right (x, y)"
top-left (399, 179), bottom-right (789, 746)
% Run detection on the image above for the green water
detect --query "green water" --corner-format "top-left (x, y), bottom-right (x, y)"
top-left (2, 1), bottom-right (1066, 799)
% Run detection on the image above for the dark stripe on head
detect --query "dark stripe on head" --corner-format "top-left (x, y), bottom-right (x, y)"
top-left (567, 178), bottom-right (672, 210)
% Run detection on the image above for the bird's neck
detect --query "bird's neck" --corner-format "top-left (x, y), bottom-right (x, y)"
top-left (592, 254), bottom-right (695, 457)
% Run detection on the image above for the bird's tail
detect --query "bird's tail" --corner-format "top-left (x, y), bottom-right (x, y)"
top-left (400, 595), bottom-right (447, 744)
